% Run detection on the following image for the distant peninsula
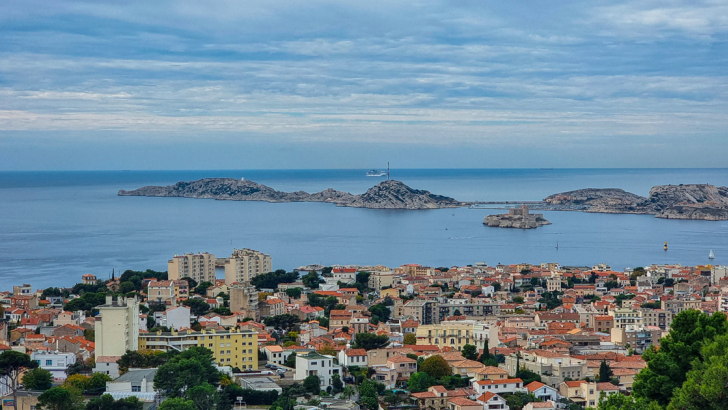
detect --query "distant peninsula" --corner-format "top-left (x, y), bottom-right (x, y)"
top-left (118, 178), bottom-right (463, 210)
top-left (544, 184), bottom-right (728, 221)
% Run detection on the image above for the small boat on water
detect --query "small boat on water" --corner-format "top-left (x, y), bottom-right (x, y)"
top-left (366, 170), bottom-right (386, 177)
top-left (709, 250), bottom-right (715, 260)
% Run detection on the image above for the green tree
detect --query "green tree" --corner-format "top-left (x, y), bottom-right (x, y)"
top-left (461, 344), bottom-right (478, 361)
top-left (420, 355), bottom-right (451, 379)
top-left (250, 270), bottom-right (299, 290)
top-left (439, 374), bottom-right (470, 389)
top-left (284, 352), bottom-right (296, 368)
top-left (515, 369), bottom-right (541, 385)
top-left (303, 375), bottom-right (321, 395)
top-left (0, 350), bottom-right (39, 406)
top-left (353, 333), bottom-right (389, 350)
top-left (301, 271), bottom-right (323, 289)
top-left (154, 347), bottom-right (220, 398)
top-left (598, 360), bottom-right (613, 383)
top-left (403, 333), bottom-right (417, 345)
top-left (331, 373), bottom-right (343, 394)
top-left (597, 393), bottom-right (661, 410)
top-left (182, 298), bottom-right (211, 316)
top-left (22, 368), bottom-right (53, 391)
top-left (479, 340), bottom-right (493, 364)
top-left (368, 303), bottom-right (391, 325)
top-left (285, 288), bottom-right (302, 299)
top-left (85, 394), bottom-right (143, 410)
top-left (667, 332), bottom-right (728, 410)
top-left (633, 310), bottom-right (728, 406)
top-left (408, 372), bottom-right (436, 392)
top-left (158, 397), bottom-right (196, 410)
top-left (263, 314), bottom-right (301, 330)
top-left (37, 387), bottom-right (77, 410)
top-left (187, 382), bottom-right (217, 410)
top-left (512, 296), bottom-right (524, 304)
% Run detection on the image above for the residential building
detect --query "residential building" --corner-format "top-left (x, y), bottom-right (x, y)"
top-left (12, 284), bottom-right (32, 296)
top-left (472, 378), bottom-right (525, 395)
top-left (259, 298), bottom-right (285, 317)
top-left (609, 308), bottom-right (642, 329)
top-left (224, 248), bottom-right (272, 285)
top-left (476, 392), bottom-right (510, 410)
top-left (369, 271), bottom-right (394, 290)
top-left (229, 284), bottom-right (259, 320)
top-left (95, 296), bottom-right (140, 358)
top-left (387, 355), bottom-right (417, 381)
top-left (240, 377), bottom-right (283, 394)
top-left (558, 381), bottom-right (618, 408)
top-left (106, 368), bottom-right (158, 403)
top-left (31, 351), bottom-right (76, 381)
top-left (447, 397), bottom-right (482, 410)
top-left (153, 306), bottom-right (191, 331)
top-left (504, 351), bottom-right (587, 386)
top-left (594, 315), bottom-right (614, 333)
top-left (412, 386), bottom-right (477, 410)
top-left (294, 352), bottom-right (342, 389)
top-left (403, 300), bottom-right (438, 325)
top-left (338, 348), bottom-right (368, 367)
top-left (138, 328), bottom-right (258, 370)
top-left (94, 356), bottom-right (121, 378)
top-left (168, 252), bottom-right (216, 283)
top-left (611, 325), bottom-right (660, 353)
top-left (639, 309), bottom-right (672, 331)
top-left (82, 274), bottom-right (97, 285)
top-left (661, 298), bottom-right (702, 314)
top-left (438, 303), bottom-right (501, 322)
top-left (525, 381), bottom-right (560, 402)
top-left (416, 320), bottom-right (476, 351)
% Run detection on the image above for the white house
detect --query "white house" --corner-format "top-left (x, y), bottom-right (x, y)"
top-left (525, 381), bottom-right (560, 402)
top-left (472, 378), bottom-right (525, 395)
top-left (476, 392), bottom-right (509, 410)
top-left (153, 306), bottom-right (191, 331)
top-left (264, 345), bottom-right (288, 366)
top-left (294, 352), bottom-right (342, 389)
top-left (337, 348), bottom-right (368, 367)
top-left (31, 351), bottom-right (76, 381)
top-left (93, 356), bottom-right (121, 379)
top-left (106, 368), bottom-right (158, 402)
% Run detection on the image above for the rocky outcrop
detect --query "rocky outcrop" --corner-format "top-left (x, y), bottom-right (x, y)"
top-left (118, 178), bottom-right (462, 210)
top-left (544, 184), bottom-right (728, 220)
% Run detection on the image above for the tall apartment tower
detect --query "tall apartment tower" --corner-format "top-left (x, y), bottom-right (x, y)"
top-left (95, 296), bottom-right (140, 358)
top-left (168, 252), bottom-right (216, 283)
top-left (224, 248), bottom-right (272, 285)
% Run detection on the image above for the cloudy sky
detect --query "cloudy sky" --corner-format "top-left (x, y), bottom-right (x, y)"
top-left (0, 0), bottom-right (726, 170)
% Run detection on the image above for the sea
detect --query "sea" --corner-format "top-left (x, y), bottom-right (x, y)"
top-left (1, 168), bottom-right (727, 289)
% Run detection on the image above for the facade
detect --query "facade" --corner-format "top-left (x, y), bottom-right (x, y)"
top-left (403, 300), bottom-right (438, 325)
top-left (294, 352), bottom-right (342, 389)
top-left (639, 309), bottom-right (672, 331)
top-left (369, 271), bottom-right (394, 290)
top-left (387, 355), bottom-right (417, 381)
top-left (416, 320), bottom-right (477, 351)
top-left (138, 328), bottom-right (259, 370)
top-left (94, 356), bottom-right (122, 378)
top-left (31, 351), bottom-right (76, 381)
top-left (154, 306), bottom-right (191, 331)
top-left (504, 351), bottom-right (587, 386)
top-left (338, 348), bottom-right (368, 367)
top-left (106, 368), bottom-right (158, 403)
top-left (472, 378), bottom-right (525, 395)
top-left (661, 298), bottom-right (702, 314)
top-left (224, 248), bottom-right (272, 285)
top-left (229, 284), bottom-right (259, 320)
top-left (168, 252), bottom-right (216, 283)
top-left (95, 296), bottom-right (140, 358)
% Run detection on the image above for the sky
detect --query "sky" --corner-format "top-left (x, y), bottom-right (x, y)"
top-left (0, 0), bottom-right (727, 170)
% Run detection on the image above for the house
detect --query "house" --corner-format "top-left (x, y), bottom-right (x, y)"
top-left (523, 402), bottom-right (557, 410)
top-left (558, 381), bottom-right (618, 408)
top-left (294, 352), bottom-right (342, 389)
top-left (94, 356), bottom-right (122, 378)
top-left (525, 381), bottom-right (560, 402)
top-left (52, 324), bottom-right (85, 338)
top-left (386, 354), bottom-right (417, 382)
top-left (472, 378), bottom-right (525, 395)
top-left (153, 305), bottom-right (191, 331)
top-left (260, 298), bottom-right (286, 317)
top-left (264, 345), bottom-right (287, 366)
top-left (451, 359), bottom-right (485, 378)
top-left (411, 386), bottom-right (477, 410)
top-left (447, 397), bottom-right (482, 410)
top-left (474, 366), bottom-right (509, 381)
top-left (476, 392), bottom-right (509, 410)
top-left (106, 368), bottom-right (159, 402)
top-left (338, 348), bottom-right (368, 367)
top-left (30, 351), bottom-right (76, 381)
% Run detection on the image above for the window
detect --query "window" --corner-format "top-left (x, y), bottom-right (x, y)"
top-left (132, 386), bottom-right (141, 392)
top-left (46, 360), bottom-right (52, 366)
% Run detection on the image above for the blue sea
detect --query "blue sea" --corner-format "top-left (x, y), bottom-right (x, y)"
top-left (1, 168), bottom-right (728, 289)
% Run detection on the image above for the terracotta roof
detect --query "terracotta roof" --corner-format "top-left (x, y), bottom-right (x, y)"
top-left (411, 392), bottom-right (437, 399)
top-left (388, 355), bottom-right (416, 363)
top-left (563, 381), bottom-right (586, 387)
top-left (597, 382), bottom-right (620, 391)
top-left (96, 356), bottom-right (121, 363)
top-left (345, 349), bottom-right (367, 356)
top-left (476, 378), bottom-right (523, 385)
top-left (447, 397), bottom-right (479, 406)
top-left (477, 392), bottom-right (497, 402)
top-left (476, 366), bottom-right (507, 375)
top-left (452, 359), bottom-right (485, 369)
top-left (526, 381), bottom-right (547, 392)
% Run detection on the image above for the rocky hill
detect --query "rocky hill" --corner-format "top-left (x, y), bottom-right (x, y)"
top-left (544, 184), bottom-right (728, 220)
top-left (118, 178), bottom-right (462, 210)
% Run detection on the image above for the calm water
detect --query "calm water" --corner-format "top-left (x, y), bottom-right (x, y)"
top-left (1, 169), bottom-right (728, 289)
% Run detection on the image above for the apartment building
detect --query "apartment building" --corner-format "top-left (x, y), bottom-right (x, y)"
top-left (95, 296), bottom-right (140, 358)
top-left (416, 320), bottom-right (477, 351)
top-left (403, 300), bottom-right (438, 325)
top-left (147, 280), bottom-right (188, 305)
top-left (504, 351), bottom-right (587, 387)
top-left (224, 248), bottom-right (272, 285)
top-left (138, 328), bottom-right (258, 370)
top-left (168, 252), bottom-right (216, 283)
top-left (294, 352), bottom-right (342, 389)
top-left (437, 302), bottom-right (501, 322)
top-left (639, 309), bottom-right (672, 331)
top-left (369, 271), bottom-right (395, 290)
top-left (661, 298), bottom-right (702, 314)
top-left (31, 351), bottom-right (76, 381)
top-left (608, 308), bottom-right (642, 329)
top-left (229, 284), bottom-right (259, 320)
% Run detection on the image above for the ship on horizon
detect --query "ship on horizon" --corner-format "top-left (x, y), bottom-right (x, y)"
top-left (366, 169), bottom-right (387, 177)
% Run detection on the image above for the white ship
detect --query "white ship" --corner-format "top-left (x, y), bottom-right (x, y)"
top-left (366, 170), bottom-right (386, 177)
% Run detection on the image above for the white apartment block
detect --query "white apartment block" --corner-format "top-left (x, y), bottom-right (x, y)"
top-left (224, 248), bottom-right (272, 285)
top-left (31, 351), bottom-right (76, 381)
top-left (168, 252), bottom-right (216, 283)
top-left (95, 296), bottom-right (140, 358)
top-left (294, 352), bottom-right (342, 389)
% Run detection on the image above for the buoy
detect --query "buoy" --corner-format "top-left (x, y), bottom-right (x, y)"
top-left (664, 241), bottom-right (668, 251)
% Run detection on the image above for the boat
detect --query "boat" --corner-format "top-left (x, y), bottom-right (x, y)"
top-left (710, 250), bottom-right (715, 260)
top-left (366, 170), bottom-right (386, 177)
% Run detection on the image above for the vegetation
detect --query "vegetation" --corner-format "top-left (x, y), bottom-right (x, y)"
top-left (153, 346), bottom-right (220, 398)
top-left (85, 394), bottom-right (143, 410)
top-left (352, 333), bottom-right (389, 350)
top-left (118, 350), bottom-right (169, 374)
top-left (251, 270), bottom-right (299, 290)
top-left (22, 368), bottom-right (53, 391)
top-left (403, 333), bottom-right (417, 345)
top-left (285, 288), bottom-right (302, 299)
top-left (0, 350), bottom-right (39, 407)
top-left (303, 375), bottom-right (321, 395)
top-left (368, 303), bottom-right (391, 325)
top-left (182, 298), bottom-right (211, 316)
top-left (263, 314), bottom-right (301, 330)
top-left (301, 271), bottom-right (324, 289)
top-left (461, 344), bottom-right (478, 360)
top-left (419, 355), bottom-right (451, 379)
top-left (598, 360), bottom-right (613, 383)
top-left (37, 386), bottom-right (78, 410)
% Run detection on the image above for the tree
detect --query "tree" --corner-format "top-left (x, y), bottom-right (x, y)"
top-left (516, 368), bottom-right (541, 385)
top-left (85, 394), bottom-right (143, 410)
top-left (403, 333), bottom-right (417, 345)
top-left (597, 393), bottom-right (661, 410)
top-left (479, 340), bottom-right (492, 364)
top-left (407, 372), bottom-right (436, 392)
top-left (118, 350), bottom-right (168, 374)
top-left (22, 368), bottom-right (53, 391)
top-left (633, 310), bottom-right (728, 406)
top-left (301, 271), bottom-right (323, 289)
top-left (461, 344), bottom-right (478, 361)
top-left (285, 288), bottom-right (302, 299)
top-left (154, 346), bottom-right (220, 398)
top-left (512, 296), bottom-right (524, 304)
top-left (368, 303), bottom-right (391, 325)
top-left (598, 360), bottom-right (613, 383)
top-left (439, 374), bottom-right (470, 389)
top-left (187, 382), bottom-right (217, 410)
top-left (263, 314), bottom-right (301, 330)
top-left (0, 350), bottom-right (39, 407)
top-left (353, 333), bottom-right (389, 350)
top-left (37, 387), bottom-right (77, 410)
top-left (158, 397), bottom-right (196, 410)
top-left (250, 270), bottom-right (298, 290)
top-left (420, 356), bottom-right (451, 379)
top-left (667, 332), bottom-right (728, 410)
top-left (182, 298), bottom-right (210, 316)
top-left (303, 375), bottom-right (321, 395)
top-left (88, 373), bottom-right (112, 391)
top-left (331, 373), bottom-right (343, 394)
top-left (284, 352), bottom-right (296, 368)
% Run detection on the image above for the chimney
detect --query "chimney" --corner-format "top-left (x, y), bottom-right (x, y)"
top-left (106, 295), bottom-right (112, 305)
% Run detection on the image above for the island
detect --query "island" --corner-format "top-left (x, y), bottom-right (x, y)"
top-left (118, 178), bottom-right (463, 210)
top-left (544, 184), bottom-right (728, 221)
top-left (484, 205), bottom-right (551, 229)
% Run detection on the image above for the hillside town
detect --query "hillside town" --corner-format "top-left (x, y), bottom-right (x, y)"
top-left (2, 248), bottom-right (727, 410)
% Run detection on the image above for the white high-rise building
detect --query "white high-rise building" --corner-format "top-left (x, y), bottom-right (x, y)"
top-left (95, 296), bottom-right (140, 358)
top-left (224, 248), bottom-right (272, 285)
top-left (168, 252), bottom-right (216, 283)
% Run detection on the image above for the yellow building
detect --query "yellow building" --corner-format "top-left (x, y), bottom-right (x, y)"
top-left (224, 248), bottom-right (272, 285)
top-left (415, 320), bottom-right (477, 351)
top-left (168, 252), bottom-right (217, 283)
top-left (138, 327), bottom-right (258, 370)
top-left (95, 296), bottom-right (140, 359)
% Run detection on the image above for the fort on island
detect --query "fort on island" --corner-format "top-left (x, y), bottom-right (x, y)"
top-left (484, 204), bottom-right (552, 229)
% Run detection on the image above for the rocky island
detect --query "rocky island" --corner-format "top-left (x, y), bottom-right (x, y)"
top-left (544, 184), bottom-right (728, 220)
top-left (484, 205), bottom-right (551, 229)
top-left (118, 178), bottom-right (463, 210)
